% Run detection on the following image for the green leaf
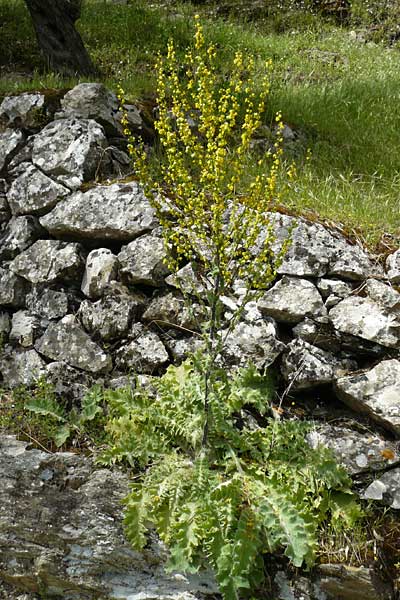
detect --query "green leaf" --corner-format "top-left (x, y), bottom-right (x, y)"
top-left (53, 424), bottom-right (72, 447)
top-left (25, 395), bottom-right (66, 422)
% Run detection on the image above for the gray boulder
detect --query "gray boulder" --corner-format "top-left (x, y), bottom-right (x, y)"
top-left (45, 361), bottom-right (94, 402)
top-left (119, 233), bottom-right (170, 287)
top-left (0, 436), bottom-right (217, 600)
top-left (307, 424), bottom-right (399, 475)
top-left (258, 276), bottom-right (326, 323)
top-left (10, 240), bottom-right (84, 284)
top-left (223, 318), bottom-right (286, 370)
top-left (362, 468), bottom-right (400, 509)
top-left (35, 314), bottom-right (112, 374)
top-left (56, 83), bottom-right (143, 137)
top-left (40, 182), bottom-right (157, 241)
top-left (81, 248), bottom-right (119, 298)
top-left (0, 268), bottom-right (26, 308)
top-left (316, 563), bottom-right (391, 600)
top-left (316, 277), bottom-right (354, 299)
top-left (386, 249), bottom-right (400, 284)
top-left (142, 291), bottom-right (201, 330)
top-left (7, 163), bottom-right (70, 215)
top-left (266, 213), bottom-right (382, 280)
top-left (0, 129), bottom-right (24, 172)
top-left (0, 216), bottom-right (43, 260)
top-left (334, 359), bottom-right (400, 436)
top-left (32, 118), bottom-right (108, 189)
top-left (0, 348), bottom-right (47, 387)
top-left (0, 92), bottom-right (46, 130)
top-left (10, 310), bottom-right (41, 347)
top-left (115, 323), bottom-right (169, 374)
top-left (79, 293), bottom-right (145, 341)
top-left (293, 317), bottom-right (342, 353)
top-left (166, 336), bottom-right (204, 364)
top-left (26, 286), bottom-right (69, 320)
top-left (282, 338), bottom-right (356, 390)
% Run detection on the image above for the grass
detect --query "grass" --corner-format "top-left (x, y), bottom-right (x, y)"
top-left (0, 0), bottom-right (399, 246)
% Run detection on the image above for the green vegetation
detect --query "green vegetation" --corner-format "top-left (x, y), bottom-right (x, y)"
top-left (1, 0), bottom-right (399, 244)
top-left (99, 358), bottom-right (361, 600)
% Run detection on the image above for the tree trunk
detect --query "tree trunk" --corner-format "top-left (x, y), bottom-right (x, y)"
top-left (24, 0), bottom-right (97, 76)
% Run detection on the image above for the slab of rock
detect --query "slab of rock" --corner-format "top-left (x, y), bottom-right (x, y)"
top-left (329, 296), bottom-right (400, 349)
top-left (10, 310), bottom-right (41, 347)
top-left (0, 435), bottom-right (217, 600)
top-left (266, 213), bottom-right (382, 280)
top-left (32, 118), bottom-right (108, 189)
top-left (293, 317), bottom-right (342, 353)
top-left (386, 249), bottom-right (400, 284)
top-left (0, 268), bottom-right (27, 308)
top-left (282, 339), bottom-right (356, 390)
top-left (0, 348), bottom-right (47, 387)
top-left (79, 293), bottom-right (145, 341)
top-left (0, 216), bottom-right (43, 260)
top-left (165, 336), bottom-right (204, 364)
top-left (0, 129), bottom-right (24, 172)
top-left (81, 248), bottom-right (119, 298)
top-left (223, 319), bottom-right (286, 370)
top-left (307, 424), bottom-right (399, 475)
top-left (45, 361), bottom-right (94, 402)
top-left (258, 276), bottom-right (326, 324)
top-left (316, 563), bottom-right (391, 600)
top-left (35, 314), bottom-right (112, 374)
top-left (0, 92), bottom-right (46, 130)
top-left (165, 263), bottom-right (206, 296)
top-left (334, 359), bottom-right (400, 436)
top-left (10, 240), bottom-right (84, 284)
top-left (7, 163), bottom-right (71, 215)
top-left (317, 277), bottom-right (355, 299)
top-left (119, 234), bottom-right (170, 287)
top-left (56, 82), bottom-right (125, 137)
top-left (25, 286), bottom-right (69, 320)
top-left (115, 324), bottom-right (169, 374)
top-left (362, 468), bottom-right (400, 509)
top-left (40, 182), bottom-right (157, 241)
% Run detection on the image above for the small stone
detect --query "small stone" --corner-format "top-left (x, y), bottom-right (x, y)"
top-left (223, 319), bottom-right (286, 370)
top-left (45, 361), bottom-right (94, 402)
top-left (0, 348), bottom-right (47, 387)
top-left (0, 312), bottom-right (11, 342)
top-left (334, 359), bottom-right (400, 436)
top-left (115, 323), bottom-right (169, 374)
top-left (165, 263), bottom-right (206, 295)
top-left (10, 240), bottom-right (84, 284)
top-left (362, 468), bottom-right (400, 509)
top-left (10, 310), bottom-right (41, 347)
top-left (0, 92), bottom-right (46, 130)
top-left (142, 291), bottom-right (201, 330)
top-left (119, 234), bottom-right (170, 287)
top-left (0, 178), bottom-right (10, 223)
top-left (317, 277), bottom-right (354, 299)
top-left (386, 249), bottom-right (400, 284)
top-left (0, 129), bottom-right (24, 172)
top-left (7, 163), bottom-right (70, 216)
top-left (79, 293), bottom-right (145, 341)
top-left (0, 268), bottom-right (27, 308)
top-left (81, 248), bottom-right (119, 298)
top-left (166, 336), bottom-right (204, 364)
top-left (258, 276), bottom-right (326, 324)
top-left (26, 286), bottom-right (69, 320)
top-left (293, 318), bottom-right (341, 352)
top-left (0, 216), bottom-right (43, 260)
top-left (40, 182), bottom-right (157, 241)
top-left (35, 314), bottom-right (112, 374)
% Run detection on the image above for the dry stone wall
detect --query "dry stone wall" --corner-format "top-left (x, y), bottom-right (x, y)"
top-left (0, 83), bottom-right (399, 599)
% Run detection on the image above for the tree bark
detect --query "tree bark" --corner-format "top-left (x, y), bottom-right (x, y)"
top-left (24, 0), bottom-right (97, 76)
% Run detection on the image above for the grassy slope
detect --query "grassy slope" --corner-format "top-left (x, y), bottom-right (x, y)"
top-left (0, 0), bottom-right (399, 247)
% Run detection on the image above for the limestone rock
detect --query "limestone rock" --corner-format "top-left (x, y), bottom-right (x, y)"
top-left (56, 83), bottom-right (143, 136)
top-left (10, 310), bottom-right (41, 347)
top-left (40, 182), bottom-right (157, 241)
top-left (0, 436), bottom-right (217, 600)
top-left (0, 268), bottom-right (26, 308)
top-left (7, 163), bottom-right (70, 215)
top-left (0, 178), bottom-right (10, 222)
top-left (307, 424), bottom-right (399, 475)
top-left (282, 339), bottom-right (356, 390)
top-left (10, 240), bottom-right (84, 284)
top-left (79, 293), bottom-right (145, 341)
top-left (0, 348), bottom-right (47, 387)
top-left (334, 359), bottom-right (400, 436)
top-left (35, 314), bottom-right (112, 374)
top-left (0, 311), bottom-right (11, 342)
top-left (386, 249), bottom-right (400, 284)
top-left (293, 317), bottom-right (342, 353)
top-left (0, 216), bottom-right (43, 260)
top-left (266, 213), bottom-right (382, 280)
top-left (142, 291), bottom-right (201, 330)
top-left (0, 92), bottom-right (46, 130)
top-left (362, 468), bottom-right (400, 509)
top-left (81, 248), bottom-right (119, 298)
top-left (25, 286), bottom-right (69, 320)
top-left (166, 336), bottom-right (204, 364)
top-left (119, 234), bottom-right (170, 287)
top-left (115, 324), bottom-right (169, 374)
top-left (317, 277), bottom-right (354, 299)
top-left (32, 118), bottom-right (108, 189)
top-left (0, 129), bottom-right (24, 172)
top-left (329, 296), bottom-right (400, 349)
top-left (258, 276), bottom-right (326, 323)
top-left (223, 319), bottom-right (286, 370)
top-left (165, 263), bottom-right (206, 296)
top-left (316, 563), bottom-right (391, 600)
top-left (45, 361), bottom-right (94, 402)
